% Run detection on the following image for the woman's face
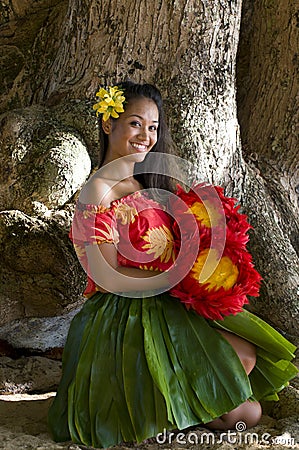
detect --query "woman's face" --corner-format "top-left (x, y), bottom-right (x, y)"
top-left (103, 97), bottom-right (159, 162)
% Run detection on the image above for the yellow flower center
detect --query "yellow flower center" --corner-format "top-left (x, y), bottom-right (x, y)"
top-left (191, 248), bottom-right (238, 291)
top-left (187, 200), bottom-right (222, 228)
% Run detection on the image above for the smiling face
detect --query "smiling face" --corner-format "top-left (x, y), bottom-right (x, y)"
top-left (102, 97), bottom-right (159, 163)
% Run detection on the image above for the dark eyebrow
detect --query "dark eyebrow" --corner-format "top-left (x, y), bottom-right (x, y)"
top-left (128, 114), bottom-right (159, 123)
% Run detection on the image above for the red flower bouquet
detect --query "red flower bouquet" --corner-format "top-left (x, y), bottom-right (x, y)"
top-left (168, 183), bottom-right (262, 320)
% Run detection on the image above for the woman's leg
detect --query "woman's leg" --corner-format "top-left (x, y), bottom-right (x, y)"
top-left (207, 400), bottom-right (262, 430)
top-left (217, 330), bottom-right (257, 375)
top-left (206, 330), bottom-right (262, 431)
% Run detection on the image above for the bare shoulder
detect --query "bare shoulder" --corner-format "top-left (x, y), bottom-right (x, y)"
top-left (78, 174), bottom-right (115, 207)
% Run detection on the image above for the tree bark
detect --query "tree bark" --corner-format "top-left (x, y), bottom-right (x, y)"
top-left (1, 0), bottom-right (244, 185)
top-left (237, 0), bottom-right (298, 211)
top-left (0, 0), bottom-right (298, 336)
top-left (236, 0), bottom-right (299, 333)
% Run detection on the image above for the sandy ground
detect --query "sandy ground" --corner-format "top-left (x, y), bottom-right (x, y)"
top-left (0, 392), bottom-right (298, 450)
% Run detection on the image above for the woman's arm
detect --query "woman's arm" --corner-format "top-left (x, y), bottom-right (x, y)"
top-left (79, 178), bottom-right (171, 293)
top-left (85, 242), bottom-right (170, 293)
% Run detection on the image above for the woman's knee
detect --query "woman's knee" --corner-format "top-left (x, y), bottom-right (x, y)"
top-left (207, 400), bottom-right (262, 431)
top-left (223, 400), bottom-right (262, 430)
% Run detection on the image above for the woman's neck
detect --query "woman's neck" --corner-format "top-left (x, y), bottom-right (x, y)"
top-left (100, 157), bottom-right (135, 183)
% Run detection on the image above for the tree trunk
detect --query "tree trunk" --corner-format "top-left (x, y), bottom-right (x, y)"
top-left (237, 0), bottom-right (298, 211)
top-left (236, 0), bottom-right (299, 334)
top-left (0, 0), bottom-right (298, 337)
top-left (1, 0), bottom-right (244, 186)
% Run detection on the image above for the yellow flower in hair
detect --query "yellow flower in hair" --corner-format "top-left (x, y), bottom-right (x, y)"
top-left (93, 86), bottom-right (126, 121)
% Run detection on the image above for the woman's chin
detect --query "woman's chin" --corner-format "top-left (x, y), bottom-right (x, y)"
top-left (130, 151), bottom-right (149, 162)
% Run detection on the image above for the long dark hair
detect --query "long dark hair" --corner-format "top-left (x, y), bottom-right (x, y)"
top-left (98, 80), bottom-right (181, 196)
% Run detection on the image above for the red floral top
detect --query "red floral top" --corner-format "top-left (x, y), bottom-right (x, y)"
top-left (69, 191), bottom-right (175, 298)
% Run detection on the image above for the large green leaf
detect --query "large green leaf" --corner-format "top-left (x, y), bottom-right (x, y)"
top-left (213, 309), bottom-right (296, 360)
top-left (143, 297), bottom-right (201, 428)
top-left (162, 297), bottom-right (252, 421)
top-left (142, 299), bottom-right (175, 424)
top-left (249, 349), bottom-right (298, 401)
top-left (48, 295), bottom-right (99, 442)
top-left (211, 308), bottom-right (298, 401)
top-left (123, 299), bottom-right (169, 442)
top-left (67, 381), bottom-right (81, 444)
top-left (87, 297), bottom-right (120, 447)
top-left (74, 305), bottom-right (110, 445)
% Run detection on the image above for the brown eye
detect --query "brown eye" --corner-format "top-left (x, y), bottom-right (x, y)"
top-left (130, 121), bottom-right (141, 127)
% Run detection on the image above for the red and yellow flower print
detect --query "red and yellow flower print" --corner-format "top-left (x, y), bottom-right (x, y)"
top-left (115, 193), bottom-right (176, 272)
top-left (69, 201), bottom-right (119, 297)
top-left (141, 224), bottom-right (175, 265)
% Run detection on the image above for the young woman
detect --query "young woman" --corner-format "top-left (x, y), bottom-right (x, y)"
top-left (48, 81), bottom-right (297, 449)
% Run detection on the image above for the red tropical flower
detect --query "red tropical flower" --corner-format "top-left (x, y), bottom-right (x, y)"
top-left (168, 183), bottom-right (262, 320)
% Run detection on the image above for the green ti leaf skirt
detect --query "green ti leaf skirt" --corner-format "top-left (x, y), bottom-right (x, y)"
top-left (48, 292), bottom-right (297, 449)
